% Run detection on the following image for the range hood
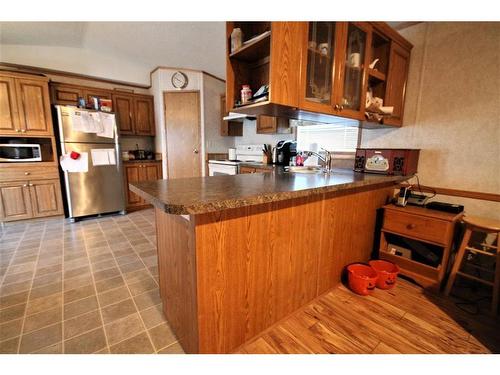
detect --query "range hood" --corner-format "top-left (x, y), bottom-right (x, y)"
top-left (223, 112), bottom-right (256, 122)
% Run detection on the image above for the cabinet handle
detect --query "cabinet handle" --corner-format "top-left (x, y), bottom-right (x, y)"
top-left (406, 223), bottom-right (416, 230)
top-left (339, 105), bottom-right (344, 111)
top-left (193, 149), bottom-right (199, 154)
top-left (21, 129), bottom-right (26, 133)
top-left (28, 183), bottom-right (34, 187)
top-left (334, 104), bottom-right (340, 110)
top-left (25, 172), bottom-right (30, 175)
top-left (16, 129), bottom-right (21, 132)
top-left (23, 184), bottom-right (28, 187)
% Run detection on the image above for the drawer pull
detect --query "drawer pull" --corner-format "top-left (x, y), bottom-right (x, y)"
top-left (25, 172), bottom-right (30, 175)
top-left (23, 184), bottom-right (28, 187)
top-left (406, 223), bottom-right (416, 230)
top-left (28, 183), bottom-right (34, 187)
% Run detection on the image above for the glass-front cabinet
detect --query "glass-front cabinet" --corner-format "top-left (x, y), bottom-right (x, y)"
top-left (337, 22), bottom-right (371, 120)
top-left (300, 22), bottom-right (339, 114)
top-left (300, 22), bottom-right (371, 121)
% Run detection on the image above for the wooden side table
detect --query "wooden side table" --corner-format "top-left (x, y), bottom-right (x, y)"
top-left (379, 204), bottom-right (463, 290)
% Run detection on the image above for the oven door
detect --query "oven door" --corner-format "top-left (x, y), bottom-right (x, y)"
top-left (208, 163), bottom-right (238, 176)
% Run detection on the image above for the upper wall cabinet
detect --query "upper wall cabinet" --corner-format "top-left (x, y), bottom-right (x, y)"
top-left (134, 95), bottom-right (155, 136)
top-left (226, 22), bottom-right (412, 127)
top-left (50, 82), bottom-right (155, 136)
top-left (113, 93), bottom-right (155, 136)
top-left (226, 22), bottom-right (303, 113)
top-left (0, 72), bottom-right (53, 136)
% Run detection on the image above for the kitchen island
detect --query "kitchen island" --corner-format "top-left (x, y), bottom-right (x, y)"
top-left (131, 169), bottom-right (409, 353)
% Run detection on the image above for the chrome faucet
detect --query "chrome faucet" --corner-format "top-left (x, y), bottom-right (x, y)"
top-left (305, 148), bottom-right (334, 173)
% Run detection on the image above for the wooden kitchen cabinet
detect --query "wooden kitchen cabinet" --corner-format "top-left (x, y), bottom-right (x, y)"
top-left (0, 182), bottom-right (33, 221)
top-left (0, 178), bottom-right (63, 222)
top-left (226, 21), bottom-right (412, 127)
top-left (124, 162), bottom-right (162, 211)
top-left (29, 179), bottom-right (64, 218)
top-left (114, 93), bottom-right (135, 135)
top-left (50, 83), bottom-right (83, 106)
top-left (0, 164), bottom-right (64, 222)
top-left (16, 77), bottom-right (53, 135)
top-left (382, 42), bottom-right (411, 127)
top-left (0, 75), bottom-right (21, 134)
top-left (134, 95), bottom-right (155, 135)
top-left (113, 93), bottom-right (156, 136)
top-left (0, 72), bottom-right (53, 136)
top-left (256, 114), bottom-right (290, 134)
top-left (50, 82), bottom-right (155, 135)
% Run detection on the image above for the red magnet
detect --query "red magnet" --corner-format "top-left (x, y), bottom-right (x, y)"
top-left (70, 151), bottom-right (81, 160)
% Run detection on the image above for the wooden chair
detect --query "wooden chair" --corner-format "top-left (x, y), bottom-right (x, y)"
top-left (444, 216), bottom-right (500, 315)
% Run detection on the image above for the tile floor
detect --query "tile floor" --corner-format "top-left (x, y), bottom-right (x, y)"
top-left (0, 209), bottom-right (184, 354)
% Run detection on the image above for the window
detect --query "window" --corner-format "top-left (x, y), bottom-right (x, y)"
top-left (295, 121), bottom-right (360, 153)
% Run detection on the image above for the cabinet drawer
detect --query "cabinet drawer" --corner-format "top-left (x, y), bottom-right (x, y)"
top-left (0, 165), bottom-right (59, 182)
top-left (383, 210), bottom-right (450, 245)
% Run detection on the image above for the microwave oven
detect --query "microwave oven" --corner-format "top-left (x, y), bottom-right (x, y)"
top-left (0, 143), bottom-right (42, 162)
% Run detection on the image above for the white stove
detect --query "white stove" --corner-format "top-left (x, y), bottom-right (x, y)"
top-left (208, 144), bottom-right (264, 176)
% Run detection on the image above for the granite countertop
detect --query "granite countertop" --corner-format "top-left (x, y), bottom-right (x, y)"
top-left (130, 168), bottom-right (409, 215)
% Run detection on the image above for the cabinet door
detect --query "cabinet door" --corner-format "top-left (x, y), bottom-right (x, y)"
top-left (113, 94), bottom-right (135, 135)
top-left (124, 164), bottom-right (144, 207)
top-left (29, 179), bottom-right (64, 218)
top-left (16, 78), bottom-right (53, 135)
top-left (256, 115), bottom-right (277, 134)
top-left (239, 166), bottom-right (256, 174)
top-left (140, 163), bottom-right (160, 181)
top-left (83, 88), bottom-right (112, 105)
top-left (83, 87), bottom-right (112, 107)
top-left (50, 83), bottom-right (83, 106)
top-left (383, 42), bottom-right (410, 127)
top-left (134, 96), bottom-right (155, 135)
top-left (0, 75), bottom-right (21, 134)
top-left (336, 22), bottom-right (371, 121)
top-left (299, 22), bottom-right (341, 114)
top-left (0, 182), bottom-right (33, 222)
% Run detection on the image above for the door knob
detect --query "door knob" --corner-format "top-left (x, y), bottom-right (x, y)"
top-left (193, 149), bottom-right (199, 154)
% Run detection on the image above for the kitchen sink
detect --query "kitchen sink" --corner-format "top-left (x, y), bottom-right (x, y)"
top-left (285, 166), bottom-right (324, 174)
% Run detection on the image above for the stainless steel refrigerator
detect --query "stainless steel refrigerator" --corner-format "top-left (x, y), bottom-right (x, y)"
top-left (55, 105), bottom-right (125, 221)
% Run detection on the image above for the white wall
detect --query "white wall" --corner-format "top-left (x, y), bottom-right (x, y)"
top-left (0, 44), bottom-right (151, 85)
top-left (234, 120), bottom-right (295, 148)
top-left (151, 68), bottom-right (236, 177)
top-left (361, 22), bottom-right (500, 219)
top-left (203, 75), bottom-right (236, 153)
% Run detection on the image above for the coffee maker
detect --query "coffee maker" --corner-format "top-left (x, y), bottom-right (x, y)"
top-left (273, 140), bottom-right (297, 165)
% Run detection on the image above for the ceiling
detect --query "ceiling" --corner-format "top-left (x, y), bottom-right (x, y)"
top-left (0, 22), bottom-right (227, 79)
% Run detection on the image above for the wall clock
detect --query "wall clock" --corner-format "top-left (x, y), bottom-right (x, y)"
top-left (171, 71), bottom-right (188, 89)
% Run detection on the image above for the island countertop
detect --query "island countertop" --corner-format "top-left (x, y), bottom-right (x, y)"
top-left (130, 168), bottom-right (410, 215)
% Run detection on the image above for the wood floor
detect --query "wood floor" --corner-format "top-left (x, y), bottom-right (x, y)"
top-left (236, 279), bottom-right (500, 354)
